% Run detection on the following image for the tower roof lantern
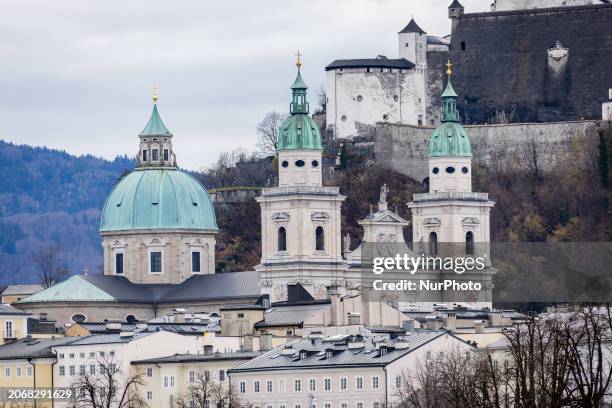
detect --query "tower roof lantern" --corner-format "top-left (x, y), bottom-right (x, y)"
top-left (139, 88), bottom-right (172, 137)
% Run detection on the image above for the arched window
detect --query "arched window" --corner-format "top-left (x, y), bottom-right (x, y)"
top-left (429, 232), bottom-right (438, 256)
top-left (315, 226), bottom-right (325, 251)
top-left (460, 41), bottom-right (466, 51)
top-left (71, 314), bottom-right (87, 324)
top-left (278, 227), bottom-right (287, 252)
top-left (125, 314), bottom-right (136, 324)
top-left (466, 231), bottom-right (474, 255)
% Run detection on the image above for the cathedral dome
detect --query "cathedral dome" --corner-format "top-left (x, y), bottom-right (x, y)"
top-left (100, 168), bottom-right (218, 232)
top-left (277, 69), bottom-right (323, 151)
top-left (428, 74), bottom-right (472, 157)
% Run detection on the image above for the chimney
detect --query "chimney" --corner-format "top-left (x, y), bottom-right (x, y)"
top-left (402, 320), bottom-right (415, 332)
top-left (329, 286), bottom-right (343, 326)
top-left (242, 334), bottom-right (254, 352)
top-left (39, 312), bottom-right (48, 321)
top-left (474, 320), bottom-right (485, 334)
top-left (203, 345), bottom-right (214, 355)
top-left (443, 312), bottom-right (457, 331)
top-left (105, 322), bottom-right (122, 331)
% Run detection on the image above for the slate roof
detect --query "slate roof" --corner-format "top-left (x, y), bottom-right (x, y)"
top-left (326, 57), bottom-right (415, 71)
top-left (0, 304), bottom-right (31, 316)
top-left (0, 337), bottom-right (78, 360)
top-left (449, 0), bottom-right (464, 9)
top-left (55, 332), bottom-right (155, 347)
top-left (17, 271), bottom-right (261, 305)
top-left (255, 303), bottom-right (330, 328)
top-left (427, 35), bottom-right (450, 46)
top-left (403, 309), bottom-right (524, 322)
top-left (230, 331), bottom-right (454, 372)
top-left (73, 321), bottom-right (220, 335)
top-left (132, 351), bottom-right (263, 365)
top-left (1, 284), bottom-right (44, 296)
top-left (399, 18), bottom-right (426, 35)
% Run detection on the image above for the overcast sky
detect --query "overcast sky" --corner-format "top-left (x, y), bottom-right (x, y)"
top-left (0, 0), bottom-right (491, 171)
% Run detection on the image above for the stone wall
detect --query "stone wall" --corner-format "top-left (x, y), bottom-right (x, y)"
top-left (432, 4), bottom-right (612, 124)
top-left (375, 120), bottom-right (603, 182)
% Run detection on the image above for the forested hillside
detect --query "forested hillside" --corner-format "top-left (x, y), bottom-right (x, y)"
top-left (0, 140), bottom-right (133, 285)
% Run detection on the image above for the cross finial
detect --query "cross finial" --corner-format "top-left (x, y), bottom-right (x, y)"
top-left (152, 83), bottom-right (158, 103)
top-left (445, 59), bottom-right (453, 77)
top-left (295, 50), bottom-right (302, 71)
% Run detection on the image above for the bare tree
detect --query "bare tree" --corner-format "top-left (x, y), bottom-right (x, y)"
top-left (69, 357), bottom-right (147, 408)
top-left (29, 243), bottom-right (68, 288)
top-left (176, 372), bottom-right (242, 408)
top-left (256, 111), bottom-right (288, 155)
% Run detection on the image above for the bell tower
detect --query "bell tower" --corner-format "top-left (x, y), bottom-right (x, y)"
top-left (256, 54), bottom-right (348, 303)
top-left (137, 85), bottom-right (176, 168)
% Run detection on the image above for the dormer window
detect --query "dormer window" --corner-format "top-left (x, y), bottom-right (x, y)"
top-left (142, 150), bottom-right (148, 162)
top-left (152, 149), bottom-right (159, 161)
top-left (300, 351), bottom-right (307, 360)
top-left (163, 149), bottom-right (169, 161)
top-left (325, 350), bottom-right (333, 359)
top-left (380, 347), bottom-right (388, 356)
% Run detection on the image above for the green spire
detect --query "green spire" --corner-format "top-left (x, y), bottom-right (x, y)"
top-left (139, 104), bottom-right (172, 136)
top-left (277, 54), bottom-right (322, 151)
top-left (441, 78), bottom-right (460, 122)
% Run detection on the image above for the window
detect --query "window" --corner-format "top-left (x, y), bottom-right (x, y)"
top-left (254, 380), bottom-right (260, 393)
top-left (356, 95), bottom-right (363, 102)
top-left (356, 377), bottom-right (364, 391)
top-left (279, 379), bottom-right (286, 392)
top-left (278, 227), bottom-right (287, 252)
top-left (152, 149), bottom-right (159, 161)
top-left (150, 251), bottom-right (162, 273)
top-left (372, 376), bottom-right (379, 390)
top-left (341, 115), bottom-right (347, 121)
top-left (309, 378), bottom-right (316, 392)
top-left (282, 160), bottom-right (289, 168)
top-left (426, 351), bottom-right (432, 359)
top-left (79, 352), bottom-right (85, 358)
top-left (80, 365), bottom-right (85, 375)
top-left (466, 231), bottom-right (474, 255)
top-left (145, 367), bottom-right (152, 377)
top-left (100, 352), bottom-right (105, 357)
top-left (341, 404), bottom-right (348, 408)
top-left (238, 313), bottom-right (245, 318)
top-left (189, 371), bottom-right (195, 383)
top-left (59, 366), bottom-right (65, 376)
top-left (115, 253), bottom-right (124, 275)
top-left (324, 378), bottom-right (331, 391)
top-left (163, 149), bottom-right (169, 161)
top-left (340, 377), bottom-right (347, 390)
top-left (69, 353), bottom-right (75, 358)
top-left (429, 232), bottom-right (438, 256)
top-left (4, 321), bottom-right (12, 337)
top-left (267, 380), bottom-right (273, 392)
top-left (239, 382), bottom-right (246, 394)
top-left (461, 41), bottom-right (466, 51)
top-left (163, 376), bottom-right (175, 388)
top-left (395, 375), bottom-right (401, 388)
top-left (311, 160), bottom-right (319, 167)
top-left (27, 366), bottom-right (33, 377)
top-left (89, 352), bottom-right (95, 358)
top-left (418, 115), bottom-right (423, 126)
top-left (462, 166), bottom-right (469, 174)
top-left (59, 353), bottom-right (65, 359)
top-left (294, 379), bottom-right (301, 392)
top-left (432, 167), bottom-right (439, 174)
top-left (142, 150), bottom-right (147, 162)
top-left (218, 370), bottom-right (225, 382)
top-left (382, 114), bottom-right (389, 121)
top-left (89, 365), bottom-right (96, 375)
top-left (16, 367), bottom-right (22, 377)
top-left (315, 226), bottom-right (325, 251)
top-left (191, 251), bottom-right (201, 273)
top-left (357, 403), bottom-right (363, 408)
top-left (147, 391), bottom-right (152, 400)
top-left (446, 166), bottom-right (456, 174)
top-left (204, 370), bottom-right (210, 381)
top-left (295, 160), bottom-right (305, 167)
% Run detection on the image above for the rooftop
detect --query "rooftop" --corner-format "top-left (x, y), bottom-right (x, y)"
top-left (132, 351), bottom-right (263, 365)
top-left (230, 331), bottom-right (459, 372)
top-left (0, 337), bottom-right (78, 360)
top-left (1, 284), bottom-right (44, 296)
top-left (0, 304), bottom-right (31, 316)
top-left (325, 57), bottom-right (415, 71)
top-left (398, 18), bottom-right (427, 35)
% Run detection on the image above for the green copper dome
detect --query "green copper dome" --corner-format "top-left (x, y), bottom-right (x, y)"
top-left (140, 104), bottom-right (172, 137)
top-left (428, 78), bottom-right (472, 157)
top-left (100, 168), bottom-right (218, 232)
top-left (277, 69), bottom-right (323, 151)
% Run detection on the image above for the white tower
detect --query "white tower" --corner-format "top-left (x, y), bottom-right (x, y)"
top-left (256, 56), bottom-right (349, 303)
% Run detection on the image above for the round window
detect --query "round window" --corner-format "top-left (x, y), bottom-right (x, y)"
top-left (356, 95), bottom-right (363, 102)
top-left (446, 166), bottom-right (456, 174)
top-left (71, 314), bottom-right (87, 324)
top-left (295, 160), bottom-right (305, 167)
top-left (311, 160), bottom-right (319, 168)
top-left (461, 167), bottom-right (468, 174)
top-left (432, 167), bottom-right (439, 174)
top-left (126, 314), bottom-right (136, 324)
top-left (281, 160), bottom-right (289, 168)
top-left (383, 114), bottom-right (389, 121)
top-left (393, 95), bottom-right (399, 102)
top-left (341, 115), bottom-right (347, 121)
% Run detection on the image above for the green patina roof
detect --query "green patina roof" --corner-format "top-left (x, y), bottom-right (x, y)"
top-left (17, 276), bottom-right (116, 303)
top-left (277, 70), bottom-right (322, 151)
top-left (100, 168), bottom-right (218, 232)
top-left (429, 77), bottom-right (472, 157)
top-left (139, 104), bottom-right (172, 137)
top-left (290, 71), bottom-right (308, 90)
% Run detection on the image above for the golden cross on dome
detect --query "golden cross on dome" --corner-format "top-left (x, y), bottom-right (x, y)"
top-left (445, 60), bottom-right (453, 77)
top-left (295, 50), bottom-right (302, 70)
top-left (152, 83), bottom-right (158, 103)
